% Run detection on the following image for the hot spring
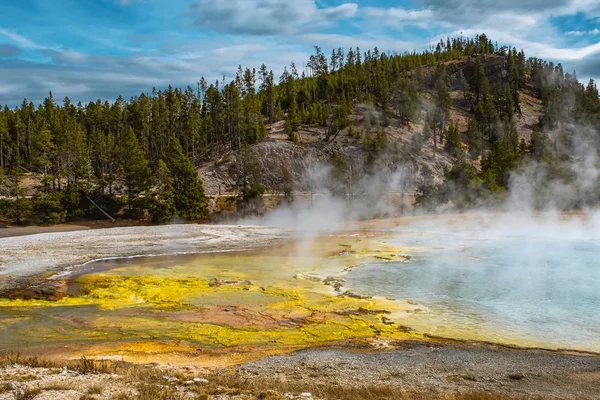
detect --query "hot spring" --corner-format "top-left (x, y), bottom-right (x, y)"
top-left (1, 214), bottom-right (599, 361)
top-left (347, 215), bottom-right (600, 352)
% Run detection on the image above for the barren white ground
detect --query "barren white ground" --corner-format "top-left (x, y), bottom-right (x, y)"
top-left (0, 225), bottom-right (286, 290)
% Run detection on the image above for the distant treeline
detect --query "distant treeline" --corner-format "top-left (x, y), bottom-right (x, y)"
top-left (1, 33), bottom-right (599, 224)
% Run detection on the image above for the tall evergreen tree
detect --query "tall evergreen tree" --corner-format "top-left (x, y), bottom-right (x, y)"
top-left (284, 95), bottom-right (301, 142)
top-left (164, 135), bottom-right (208, 220)
top-left (121, 127), bottom-right (151, 210)
top-left (466, 117), bottom-right (482, 157)
top-left (149, 160), bottom-right (176, 223)
top-left (433, 69), bottom-right (451, 149)
top-left (444, 121), bottom-right (462, 157)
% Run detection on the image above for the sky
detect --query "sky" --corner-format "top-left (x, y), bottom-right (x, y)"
top-left (0, 0), bottom-right (600, 107)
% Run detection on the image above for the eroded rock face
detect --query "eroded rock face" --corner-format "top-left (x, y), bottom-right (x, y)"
top-left (200, 139), bottom-right (430, 197)
top-left (199, 140), bottom-right (330, 195)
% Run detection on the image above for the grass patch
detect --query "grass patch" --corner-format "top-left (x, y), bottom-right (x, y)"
top-left (9, 374), bottom-right (38, 382)
top-left (0, 351), bottom-right (163, 380)
top-left (42, 383), bottom-right (72, 391)
top-left (135, 383), bottom-right (185, 400)
top-left (76, 357), bottom-right (112, 374)
top-left (14, 388), bottom-right (42, 400)
top-left (0, 351), bottom-right (57, 369)
top-left (87, 384), bottom-right (103, 394)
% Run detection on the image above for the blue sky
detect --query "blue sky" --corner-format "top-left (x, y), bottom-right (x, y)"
top-left (0, 0), bottom-right (600, 106)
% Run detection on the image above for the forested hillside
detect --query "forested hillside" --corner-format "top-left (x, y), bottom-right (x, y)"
top-left (1, 33), bottom-right (599, 224)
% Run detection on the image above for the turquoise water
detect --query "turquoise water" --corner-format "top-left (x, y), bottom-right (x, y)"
top-left (347, 233), bottom-right (600, 352)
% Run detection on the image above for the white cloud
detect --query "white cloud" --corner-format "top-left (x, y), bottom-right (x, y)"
top-left (422, 0), bottom-right (586, 19)
top-left (299, 33), bottom-right (415, 53)
top-left (538, 42), bottom-right (600, 61)
top-left (322, 3), bottom-right (358, 19)
top-left (0, 27), bottom-right (45, 50)
top-left (0, 83), bottom-right (23, 96)
top-left (44, 50), bottom-right (89, 64)
top-left (187, 0), bottom-right (358, 35)
top-left (362, 7), bottom-right (433, 29)
top-left (566, 28), bottom-right (600, 36)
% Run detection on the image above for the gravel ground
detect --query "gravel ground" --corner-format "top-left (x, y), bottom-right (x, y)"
top-left (0, 363), bottom-right (310, 400)
top-left (2, 341), bottom-right (599, 400)
top-left (238, 340), bottom-right (600, 399)
top-left (0, 365), bottom-right (130, 400)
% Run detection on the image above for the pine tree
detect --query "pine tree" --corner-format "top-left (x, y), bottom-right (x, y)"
top-left (444, 121), bottom-right (462, 157)
top-left (164, 135), bottom-right (208, 220)
top-left (393, 77), bottom-right (420, 124)
top-left (32, 123), bottom-right (54, 185)
top-left (422, 114), bottom-right (433, 142)
top-left (469, 58), bottom-right (490, 104)
top-left (508, 48), bottom-right (521, 114)
top-left (284, 95), bottom-right (301, 142)
top-left (32, 191), bottom-right (66, 224)
top-left (0, 111), bottom-right (9, 171)
top-left (149, 160), bottom-right (176, 223)
top-left (121, 127), bottom-right (151, 210)
top-left (328, 104), bottom-right (350, 142)
top-left (5, 154), bottom-right (31, 224)
top-left (232, 145), bottom-right (265, 214)
top-left (466, 117), bottom-right (482, 157)
top-left (0, 165), bottom-right (5, 198)
top-left (433, 70), bottom-right (451, 149)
